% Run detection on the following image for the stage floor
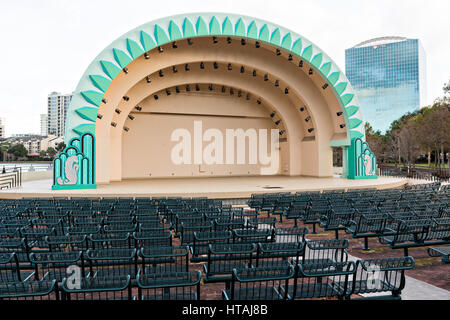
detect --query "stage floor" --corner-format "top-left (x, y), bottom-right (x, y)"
top-left (0, 175), bottom-right (408, 199)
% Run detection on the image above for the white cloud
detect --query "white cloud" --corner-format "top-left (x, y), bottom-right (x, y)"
top-left (0, 0), bottom-right (448, 135)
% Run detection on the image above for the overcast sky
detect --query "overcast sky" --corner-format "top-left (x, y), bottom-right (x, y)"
top-left (0, 0), bottom-right (449, 136)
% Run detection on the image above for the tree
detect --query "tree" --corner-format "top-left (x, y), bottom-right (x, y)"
top-left (7, 144), bottom-right (28, 158)
top-left (56, 142), bottom-right (66, 152)
top-left (46, 147), bottom-right (57, 158)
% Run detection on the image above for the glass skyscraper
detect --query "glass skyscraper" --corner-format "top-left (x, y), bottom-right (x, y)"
top-left (345, 37), bottom-right (426, 133)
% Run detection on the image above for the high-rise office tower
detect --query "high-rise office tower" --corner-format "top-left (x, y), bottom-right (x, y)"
top-left (345, 37), bottom-right (426, 132)
top-left (47, 92), bottom-right (72, 137)
top-left (0, 117), bottom-right (5, 138)
top-left (40, 114), bottom-right (48, 137)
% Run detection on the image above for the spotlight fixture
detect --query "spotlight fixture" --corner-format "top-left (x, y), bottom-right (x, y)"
top-left (213, 36), bottom-right (218, 44)
top-left (175, 87), bottom-right (180, 94)
top-left (209, 84), bottom-right (214, 91)
top-left (270, 112), bottom-right (276, 118)
top-left (253, 70), bottom-right (257, 77)
top-left (308, 128), bottom-right (315, 133)
top-left (299, 60), bottom-right (303, 68)
top-left (279, 130), bottom-right (286, 136)
top-left (158, 46), bottom-right (163, 53)
top-left (299, 107), bottom-right (305, 112)
top-left (276, 49), bottom-right (281, 56)
top-left (275, 120), bottom-right (281, 125)
top-left (122, 67), bottom-right (129, 74)
top-left (340, 124), bottom-right (346, 129)
top-left (173, 66), bottom-right (178, 73)
top-left (230, 88), bottom-right (234, 95)
top-left (213, 62), bottom-right (218, 69)
top-left (200, 62), bottom-right (205, 69)
top-left (228, 63), bottom-right (232, 71)
top-left (102, 99), bottom-right (108, 104)
top-left (154, 95), bottom-right (159, 100)
top-left (288, 54), bottom-right (293, 61)
top-left (196, 84), bottom-right (200, 91)
top-left (186, 84), bottom-right (191, 92)
top-left (264, 74), bottom-right (269, 81)
top-left (115, 108), bottom-right (121, 114)
top-left (337, 112), bottom-right (343, 116)
top-left (257, 99), bottom-right (262, 105)
top-left (222, 86), bottom-right (226, 93)
top-left (123, 126), bottom-right (130, 132)
top-left (187, 38), bottom-right (193, 45)
top-left (128, 115), bottom-right (135, 120)
top-left (135, 106), bottom-right (142, 111)
top-left (309, 68), bottom-right (313, 75)
top-left (240, 66), bottom-right (245, 73)
top-left (144, 52), bottom-right (150, 60)
top-left (305, 116), bottom-right (311, 122)
top-left (146, 76), bottom-right (151, 83)
top-left (123, 96), bottom-right (130, 102)
top-left (322, 84), bottom-right (329, 90)
top-left (255, 41), bottom-right (260, 48)
top-left (227, 37), bottom-right (232, 44)
top-left (241, 39), bottom-right (246, 46)
top-left (238, 91), bottom-right (242, 97)
top-left (111, 122), bottom-right (117, 127)
top-left (246, 94), bottom-right (250, 100)
top-left (285, 88), bottom-right (289, 94)
top-left (166, 89), bottom-right (171, 96)
top-left (185, 64), bottom-right (190, 71)
top-left (97, 114), bottom-right (103, 119)
top-left (159, 70), bottom-right (164, 77)
top-left (274, 80), bottom-right (279, 87)
top-left (172, 42), bottom-right (177, 49)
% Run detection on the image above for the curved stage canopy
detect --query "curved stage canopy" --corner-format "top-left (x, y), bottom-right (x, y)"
top-left (53, 13), bottom-right (377, 190)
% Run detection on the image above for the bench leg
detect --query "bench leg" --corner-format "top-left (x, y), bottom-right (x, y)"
top-left (403, 248), bottom-right (409, 256)
top-left (335, 230), bottom-right (339, 240)
top-left (312, 224), bottom-right (317, 234)
top-left (362, 237), bottom-right (370, 251)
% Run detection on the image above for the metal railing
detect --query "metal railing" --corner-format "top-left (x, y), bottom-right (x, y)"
top-left (0, 167), bottom-right (22, 190)
top-left (379, 165), bottom-right (450, 182)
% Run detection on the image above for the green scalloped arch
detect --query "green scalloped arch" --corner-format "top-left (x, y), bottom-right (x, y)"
top-left (67, 13), bottom-right (365, 147)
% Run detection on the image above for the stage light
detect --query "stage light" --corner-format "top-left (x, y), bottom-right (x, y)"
top-left (200, 62), bottom-right (205, 69)
top-left (175, 87), bottom-right (180, 94)
top-left (253, 70), bottom-right (257, 77)
top-left (135, 106), bottom-right (142, 111)
top-left (264, 74), bottom-right (269, 81)
top-left (308, 128), bottom-right (315, 133)
top-left (322, 84), bottom-right (329, 90)
top-left (172, 42), bottom-right (177, 49)
top-left (227, 37), bottom-right (232, 44)
top-left (279, 130), bottom-right (285, 136)
top-left (214, 62), bottom-right (218, 69)
top-left (305, 116), bottom-right (311, 122)
top-left (221, 86), bottom-right (226, 93)
top-left (159, 70), bottom-right (164, 77)
top-left (240, 66), bottom-right (245, 73)
top-left (123, 96), bottom-right (130, 101)
top-left (241, 39), bottom-right (246, 46)
top-left (230, 88), bottom-right (234, 95)
top-left (158, 46), bottom-right (163, 53)
top-left (276, 49), bottom-right (281, 56)
top-left (115, 109), bottom-right (121, 114)
top-left (123, 126), bottom-right (130, 132)
top-left (122, 67), bottom-right (129, 74)
top-left (128, 115), bottom-right (135, 120)
top-left (186, 84), bottom-right (191, 92)
top-left (275, 120), bottom-right (281, 125)
top-left (213, 36), bottom-right (218, 44)
top-left (144, 52), bottom-right (150, 60)
top-left (246, 94), bottom-right (250, 100)
top-left (154, 94), bottom-right (159, 100)
top-left (97, 114), bottom-right (103, 119)
top-left (166, 89), bottom-right (171, 96)
top-left (340, 124), bottom-right (346, 129)
top-left (173, 66), bottom-right (178, 73)
top-left (274, 80), bottom-right (279, 87)
top-left (257, 99), bottom-right (262, 105)
top-left (102, 99), bottom-right (108, 104)
top-left (299, 60), bottom-right (303, 68)
top-left (209, 84), bottom-right (214, 91)
top-left (146, 76), bottom-right (151, 83)
top-left (299, 107), bottom-right (305, 112)
top-left (238, 91), bottom-right (242, 97)
top-left (228, 63), bottom-right (232, 71)
top-left (196, 84), bottom-right (200, 91)
top-left (337, 111), bottom-right (343, 116)
top-left (270, 112), bottom-right (276, 118)
top-left (187, 38), bottom-right (193, 45)
top-left (185, 64), bottom-right (190, 71)
top-left (288, 54), bottom-right (293, 61)
top-left (309, 68), bottom-right (313, 75)
top-left (285, 88), bottom-right (289, 94)
top-left (255, 41), bottom-right (260, 48)
top-left (111, 122), bottom-right (117, 127)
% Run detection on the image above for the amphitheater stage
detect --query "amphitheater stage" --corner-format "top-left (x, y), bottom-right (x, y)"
top-left (0, 175), bottom-right (409, 200)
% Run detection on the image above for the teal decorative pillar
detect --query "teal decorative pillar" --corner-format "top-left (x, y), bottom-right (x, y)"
top-left (347, 138), bottom-right (377, 179)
